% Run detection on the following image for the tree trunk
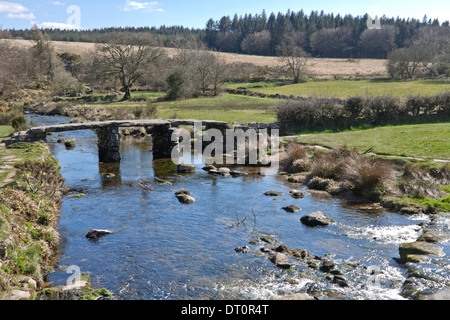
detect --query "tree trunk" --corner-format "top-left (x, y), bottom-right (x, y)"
top-left (122, 86), bottom-right (131, 100)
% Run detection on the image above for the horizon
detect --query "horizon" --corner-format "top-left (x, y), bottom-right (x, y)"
top-left (0, 0), bottom-right (449, 31)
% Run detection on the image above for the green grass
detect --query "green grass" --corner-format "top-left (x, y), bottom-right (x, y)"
top-left (0, 126), bottom-right (14, 140)
top-left (98, 93), bottom-right (278, 124)
top-left (242, 79), bottom-right (450, 99)
top-left (291, 122), bottom-right (450, 161)
top-left (402, 187), bottom-right (450, 213)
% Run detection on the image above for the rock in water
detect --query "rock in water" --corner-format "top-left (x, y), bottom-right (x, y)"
top-left (398, 241), bottom-right (444, 263)
top-left (175, 191), bottom-right (196, 204)
top-left (202, 164), bottom-right (217, 172)
top-left (177, 164), bottom-right (197, 173)
top-left (282, 205), bottom-right (301, 213)
top-left (264, 191), bottom-right (285, 197)
top-left (300, 211), bottom-right (335, 227)
top-left (85, 229), bottom-right (112, 240)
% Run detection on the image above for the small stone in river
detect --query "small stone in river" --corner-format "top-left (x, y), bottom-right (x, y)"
top-left (177, 164), bottom-right (197, 173)
top-left (282, 205), bottom-right (301, 213)
top-left (85, 229), bottom-right (112, 240)
top-left (176, 193), bottom-right (196, 204)
top-left (235, 246), bottom-right (249, 254)
top-left (264, 191), bottom-right (285, 197)
top-left (290, 190), bottom-right (305, 199)
top-left (300, 211), bottom-right (335, 227)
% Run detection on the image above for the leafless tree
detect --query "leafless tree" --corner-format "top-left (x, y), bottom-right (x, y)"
top-left (96, 32), bottom-right (164, 100)
top-left (277, 37), bottom-right (309, 84)
top-left (387, 45), bottom-right (433, 79)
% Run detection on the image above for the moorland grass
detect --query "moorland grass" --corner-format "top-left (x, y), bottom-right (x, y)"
top-left (239, 79), bottom-right (450, 99)
top-left (290, 122), bottom-right (450, 161)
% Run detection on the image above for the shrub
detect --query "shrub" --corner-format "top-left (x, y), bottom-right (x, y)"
top-left (340, 156), bottom-right (397, 200)
top-left (11, 116), bottom-right (27, 131)
top-left (277, 92), bottom-right (450, 133)
top-left (309, 151), bottom-right (344, 180)
top-left (282, 143), bottom-right (308, 173)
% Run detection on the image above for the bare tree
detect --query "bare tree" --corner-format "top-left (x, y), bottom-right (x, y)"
top-left (387, 45), bottom-right (433, 79)
top-left (96, 32), bottom-right (164, 100)
top-left (277, 38), bottom-right (309, 84)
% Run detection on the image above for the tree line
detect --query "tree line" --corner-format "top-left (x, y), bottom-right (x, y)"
top-left (2, 9), bottom-right (449, 59)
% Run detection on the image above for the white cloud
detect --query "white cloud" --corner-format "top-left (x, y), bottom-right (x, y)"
top-left (123, 0), bottom-right (163, 12)
top-left (6, 12), bottom-right (35, 19)
top-left (50, 1), bottom-right (65, 6)
top-left (0, 1), bottom-right (29, 13)
top-left (37, 22), bottom-right (78, 30)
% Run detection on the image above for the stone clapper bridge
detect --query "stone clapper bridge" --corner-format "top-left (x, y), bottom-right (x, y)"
top-left (10, 119), bottom-right (278, 163)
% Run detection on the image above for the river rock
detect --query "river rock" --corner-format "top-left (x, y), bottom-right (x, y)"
top-left (175, 189), bottom-right (190, 196)
top-left (300, 211), bottom-right (335, 227)
top-left (85, 229), bottom-right (112, 240)
top-left (230, 170), bottom-right (248, 177)
top-left (282, 205), bottom-right (301, 213)
top-left (264, 191), bottom-right (285, 197)
top-left (399, 241), bottom-right (444, 263)
top-left (417, 231), bottom-right (450, 244)
top-left (202, 164), bottom-right (217, 172)
top-left (177, 164), bottom-right (197, 173)
top-left (218, 167), bottom-right (231, 175)
top-left (319, 260), bottom-right (335, 273)
top-left (269, 252), bottom-right (291, 269)
top-left (333, 275), bottom-right (348, 288)
top-left (176, 193), bottom-right (196, 204)
top-left (290, 190), bottom-right (305, 199)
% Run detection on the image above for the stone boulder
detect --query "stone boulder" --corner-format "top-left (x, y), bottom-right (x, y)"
top-left (175, 190), bottom-right (196, 204)
top-left (399, 241), bottom-right (444, 263)
top-left (282, 205), bottom-right (301, 213)
top-left (177, 164), bottom-right (197, 174)
top-left (264, 191), bottom-right (285, 197)
top-left (85, 229), bottom-right (112, 240)
top-left (300, 211), bottom-right (335, 227)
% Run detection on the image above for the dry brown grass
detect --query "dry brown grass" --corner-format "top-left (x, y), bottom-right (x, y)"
top-left (4, 39), bottom-right (387, 77)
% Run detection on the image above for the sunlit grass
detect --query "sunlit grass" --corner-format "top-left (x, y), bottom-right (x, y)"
top-left (291, 122), bottom-right (450, 160)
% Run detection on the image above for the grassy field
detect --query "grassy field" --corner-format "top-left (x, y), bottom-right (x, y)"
top-left (288, 122), bottom-right (450, 161)
top-left (93, 93), bottom-right (278, 124)
top-left (232, 79), bottom-right (450, 99)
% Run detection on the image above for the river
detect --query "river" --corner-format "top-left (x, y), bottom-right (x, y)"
top-left (27, 114), bottom-right (450, 300)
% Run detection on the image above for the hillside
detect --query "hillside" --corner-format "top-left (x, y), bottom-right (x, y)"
top-left (4, 39), bottom-right (388, 78)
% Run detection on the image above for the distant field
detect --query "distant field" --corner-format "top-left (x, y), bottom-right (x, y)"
top-left (232, 79), bottom-right (450, 98)
top-left (290, 122), bottom-right (450, 161)
top-left (4, 39), bottom-right (387, 78)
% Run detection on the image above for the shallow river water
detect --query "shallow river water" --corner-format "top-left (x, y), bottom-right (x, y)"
top-left (27, 114), bottom-right (449, 300)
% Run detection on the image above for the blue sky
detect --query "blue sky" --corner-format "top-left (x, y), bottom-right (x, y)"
top-left (0, 0), bottom-right (449, 30)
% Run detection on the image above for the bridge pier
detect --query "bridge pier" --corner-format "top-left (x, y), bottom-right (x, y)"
top-left (152, 124), bottom-right (179, 160)
top-left (97, 126), bottom-right (121, 163)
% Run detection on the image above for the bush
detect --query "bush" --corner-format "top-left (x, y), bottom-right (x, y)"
top-left (340, 156), bottom-right (397, 200)
top-left (282, 143), bottom-right (309, 173)
top-left (11, 116), bottom-right (27, 131)
top-left (277, 92), bottom-right (450, 134)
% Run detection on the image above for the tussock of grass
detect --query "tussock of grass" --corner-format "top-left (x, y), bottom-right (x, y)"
top-left (284, 144), bottom-right (449, 211)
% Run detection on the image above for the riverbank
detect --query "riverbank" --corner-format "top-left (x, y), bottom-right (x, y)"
top-left (0, 130), bottom-right (111, 300)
